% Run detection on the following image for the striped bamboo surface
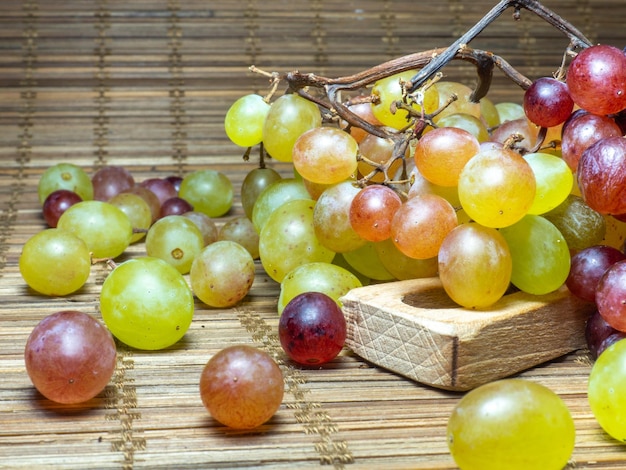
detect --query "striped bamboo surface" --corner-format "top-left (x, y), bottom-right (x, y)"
top-left (1, 1), bottom-right (626, 468)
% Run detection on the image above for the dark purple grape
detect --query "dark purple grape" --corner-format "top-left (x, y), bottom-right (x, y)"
top-left (566, 245), bottom-right (626, 302)
top-left (278, 292), bottom-right (346, 366)
top-left (586, 310), bottom-right (619, 359)
top-left (164, 175), bottom-right (183, 193)
top-left (42, 189), bottom-right (82, 227)
top-left (92, 165), bottom-right (135, 201)
top-left (523, 77), bottom-right (574, 128)
top-left (158, 197), bottom-right (194, 218)
top-left (597, 332), bottom-right (626, 358)
top-left (139, 178), bottom-right (177, 206)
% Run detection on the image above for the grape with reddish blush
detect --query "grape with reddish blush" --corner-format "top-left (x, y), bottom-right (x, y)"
top-left (279, 292), bottom-right (347, 365)
top-left (42, 189), bottom-right (82, 227)
top-left (24, 310), bottom-right (117, 404)
top-left (596, 260), bottom-right (626, 332)
top-left (140, 178), bottom-right (178, 206)
top-left (586, 310), bottom-right (622, 359)
top-left (561, 113), bottom-right (622, 172)
top-left (523, 77), bottom-right (574, 128)
top-left (164, 175), bottom-right (183, 193)
top-left (92, 165), bottom-right (135, 201)
top-left (566, 245), bottom-right (626, 303)
top-left (158, 197), bottom-right (194, 218)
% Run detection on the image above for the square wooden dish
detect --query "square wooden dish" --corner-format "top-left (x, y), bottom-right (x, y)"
top-left (340, 277), bottom-right (595, 391)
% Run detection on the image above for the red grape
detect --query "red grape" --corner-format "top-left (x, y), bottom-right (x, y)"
top-left (92, 165), bottom-right (135, 201)
top-left (199, 345), bottom-right (284, 429)
top-left (24, 310), bottom-right (117, 404)
top-left (140, 178), bottom-right (178, 206)
top-left (586, 310), bottom-right (619, 359)
top-left (596, 260), bottom-right (626, 332)
top-left (279, 292), bottom-right (347, 365)
top-left (523, 77), bottom-right (574, 128)
top-left (42, 189), bottom-right (82, 227)
top-left (164, 175), bottom-right (183, 193)
top-left (349, 184), bottom-right (402, 242)
top-left (561, 113), bottom-right (622, 171)
top-left (158, 196), bottom-right (194, 218)
top-left (566, 245), bottom-right (626, 303)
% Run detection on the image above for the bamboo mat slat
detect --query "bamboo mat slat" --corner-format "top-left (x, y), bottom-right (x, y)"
top-left (2, 1), bottom-right (626, 469)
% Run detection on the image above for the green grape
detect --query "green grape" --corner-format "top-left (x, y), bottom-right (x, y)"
top-left (57, 200), bottom-right (133, 259)
top-left (438, 223), bottom-right (512, 309)
top-left (277, 261), bottom-right (362, 314)
top-left (179, 169), bottom-right (233, 218)
top-left (38, 162), bottom-right (94, 204)
top-left (145, 215), bottom-right (205, 274)
top-left (224, 94), bottom-right (270, 147)
top-left (108, 192), bottom-right (152, 243)
top-left (251, 178), bottom-right (310, 232)
top-left (458, 147), bottom-right (536, 228)
top-left (100, 256), bottom-right (194, 350)
top-left (523, 152), bottom-right (573, 215)
top-left (495, 101), bottom-right (525, 123)
top-left (588, 338), bottom-right (626, 442)
top-left (499, 215), bottom-right (570, 295)
top-left (19, 228), bottom-right (91, 296)
top-left (332, 253), bottom-right (371, 286)
top-left (374, 238), bottom-right (438, 281)
top-left (435, 112), bottom-right (490, 142)
top-left (259, 199), bottom-right (335, 283)
top-left (342, 242), bottom-right (395, 281)
top-left (190, 240), bottom-right (255, 308)
top-left (432, 81), bottom-right (482, 124)
top-left (262, 93), bottom-right (322, 162)
top-left (370, 70), bottom-right (439, 130)
top-left (479, 96), bottom-right (500, 128)
top-left (313, 181), bottom-right (367, 253)
top-left (241, 167), bottom-right (282, 219)
top-left (448, 379), bottom-right (575, 470)
top-left (543, 194), bottom-right (606, 251)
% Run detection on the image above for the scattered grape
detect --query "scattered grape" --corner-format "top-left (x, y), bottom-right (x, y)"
top-left (92, 165), bottom-right (135, 201)
top-left (42, 189), bottom-right (82, 228)
top-left (145, 215), bottom-right (205, 274)
top-left (179, 170), bottom-right (233, 218)
top-left (38, 163), bottom-right (94, 204)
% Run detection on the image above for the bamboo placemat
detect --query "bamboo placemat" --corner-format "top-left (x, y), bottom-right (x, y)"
top-left (1, 1), bottom-right (626, 468)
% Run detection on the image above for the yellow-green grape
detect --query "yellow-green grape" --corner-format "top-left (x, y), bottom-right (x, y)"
top-left (495, 101), bottom-right (525, 123)
top-left (499, 215), bottom-right (570, 295)
top-left (259, 199), bottom-right (335, 283)
top-left (370, 70), bottom-right (439, 130)
top-left (179, 169), bottom-right (233, 218)
top-left (145, 215), bottom-right (205, 274)
top-left (190, 240), bottom-right (255, 308)
top-left (100, 256), bottom-right (194, 350)
top-left (224, 94), bottom-right (270, 147)
top-left (241, 167), bottom-right (283, 220)
top-left (19, 228), bottom-right (91, 296)
top-left (432, 81), bottom-right (482, 123)
top-left (108, 192), bottom-right (152, 243)
top-left (277, 261), bottom-right (362, 315)
top-left (38, 162), bottom-right (94, 204)
top-left (374, 238), bottom-right (438, 281)
top-left (262, 94), bottom-right (322, 162)
top-left (251, 178), bottom-right (310, 232)
top-left (342, 242), bottom-right (395, 281)
top-left (438, 223), bottom-right (512, 309)
top-left (313, 181), bottom-right (367, 253)
top-left (57, 200), bottom-right (132, 259)
top-left (523, 152), bottom-right (573, 215)
top-left (588, 338), bottom-right (626, 442)
top-left (458, 147), bottom-right (536, 228)
top-left (436, 113), bottom-right (490, 142)
top-left (479, 96), bottom-right (500, 128)
top-left (292, 127), bottom-right (358, 185)
top-left (448, 379), bottom-right (575, 470)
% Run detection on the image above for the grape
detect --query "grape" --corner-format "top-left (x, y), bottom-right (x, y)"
top-left (100, 256), bottom-right (194, 350)
top-left (57, 200), bottom-right (133, 259)
top-left (277, 261), bottom-right (362, 314)
top-left (190, 240), bottom-right (255, 308)
top-left (179, 169), bottom-right (233, 218)
top-left (586, 309), bottom-right (623, 359)
top-left (374, 238), bottom-right (439, 281)
top-left (523, 77), bottom-right (574, 128)
top-left (435, 113), bottom-right (490, 142)
top-left (145, 215), bottom-right (205, 274)
top-left (218, 216), bottom-right (260, 259)
top-left (92, 165), bottom-right (135, 201)
top-left (561, 112), bottom-right (622, 172)
top-left (370, 70), bottom-right (439, 130)
top-left (158, 196), bottom-right (194, 219)
top-left (279, 292), bottom-right (346, 365)
top-left (596, 260), bottom-right (626, 331)
top-left (495, 101), bottom-right (525, 123)
top-left (140, 178), bottom-right (179, 206)
top-left (523, 152), bottom-right (573, 215)
top-left (543, 194), bottom-right (606, 252)
top-left (598, 332), bottom-right (626, 358)
top-left (24, 311), bottom-right (117, 404)
top-left (577, 136), bottom-right (626, 215)
top-left (164, 175), bottom-right (183, 193)
top-left (490, 117), bottom-right (538, 151)
top-left (391, 193), bottom-right (458, 259)
top-left (199, 345), bottom-right (284, 429)
top-left (499, 215), bottom-right (570, 295)
top-left (312, 181), bottom-right (367, 253)
top-left (414, 126), bottom-right (480, 187)
top-left (458, 147), bottom-right (536, 228)
top-left (566, 44), bottom-right (626, 116)
top-left (109, 192), bottom-right (152, 243)
top-left (447, 378), bottom-right (575, 470)
top-left (124, 185), bottom-right (161, 223)
top-left (38, 162), bottom-right (94, 204)
top-left (407, 165), bottom-right (461, 207)
top-left (344, 99), bottom-right (384, 143)
top-left (342, 241), bottom-right (395, 281)
top-left (262, 93), bottom-right (322, 162)
top-left (588, 338), bottom-right (626, 441)
top-left (479, 96), bottom-right (500, 128)
top-left (356, 133), bottom-right (403, 183)
top-left (224, 93), bottom-right (271, 147)
top-left (566, 245), bottom-right (626, 303)
top-left (349, 184), bottom-right (402, 242)
top-left (438, 223), bottom-right (512, 309)
top-left (19, 228), bottom-right (91, 296)
top-left (432, 81), bottom-right (481, 123)
top-left (42, 189), bottom-right (82, 228)
top-left (181, 211), bottom-right (218, 246)
top-left (259, 199), bottom-right (335, 283)
top-left (240, 167), bottom-right (282, 219)
top-left (251, 178), bottom-right (310, 232)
